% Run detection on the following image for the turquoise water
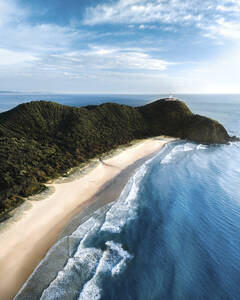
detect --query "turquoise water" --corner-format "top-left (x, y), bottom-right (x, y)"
top-left (13, 94), bottom-right (240, 299)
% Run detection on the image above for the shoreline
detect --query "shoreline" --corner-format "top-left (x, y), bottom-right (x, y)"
top-left (0, 136), bottom-right (175, 300)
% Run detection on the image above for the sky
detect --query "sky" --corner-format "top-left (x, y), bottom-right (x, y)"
top-left (0, 0), bottom-right (240, 94)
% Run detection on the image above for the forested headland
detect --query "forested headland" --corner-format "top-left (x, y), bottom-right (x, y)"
top-left (0, 98), bottom-right (232, 219)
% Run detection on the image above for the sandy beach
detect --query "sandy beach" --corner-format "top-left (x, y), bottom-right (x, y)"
top-left (0, 136), bottom-right (175, 300)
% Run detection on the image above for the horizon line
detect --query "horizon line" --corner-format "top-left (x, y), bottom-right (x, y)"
top-left (1, 91), bottom-right (240, 95)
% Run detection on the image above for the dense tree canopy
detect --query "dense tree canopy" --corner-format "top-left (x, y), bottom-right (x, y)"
top-left (0, 99), bottom-right (230, 219)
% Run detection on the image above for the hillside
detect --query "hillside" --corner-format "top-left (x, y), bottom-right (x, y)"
top-left (0, 98), bottom-right (232, 219)
top-left (139, 99), bottom-right (230, 143)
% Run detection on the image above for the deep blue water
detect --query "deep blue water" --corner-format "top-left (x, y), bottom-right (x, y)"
top-left (13, 94), bottom-right (240, 300)
top-left (0, 93), bottom-right (160, 112)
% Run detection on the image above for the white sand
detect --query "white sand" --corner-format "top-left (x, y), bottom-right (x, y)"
top-left (0, 136), bottom-right (175, 300)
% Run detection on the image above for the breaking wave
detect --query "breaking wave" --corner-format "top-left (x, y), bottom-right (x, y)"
top-left (15, 140), bottom-right (240, 300)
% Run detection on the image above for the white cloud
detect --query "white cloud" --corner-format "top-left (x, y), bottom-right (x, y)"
top-left (0, 22), bottom-right (84, 80)
top-left (0, 24), bottom-right (79, 53)
top-left (47, 46), bottom-right (173, 76)
top-left (1, 0), bottom-right (240, 93)
top-left (217, 4), bottom-right (239, 12)
top-left (200, 18), bottom-right (240, 40)
top-left (0, 0), bottom-right (25, 27)
top-left (0, 0), bottom-right (87, 75)
top-left (84, 0), bottom-right (206, 25)
top-left (0, 0), bottom-right (175, 93)
top-left (83, 0), bottom-right (208, 26)
top-left (216, 0), bottom-right (240, 13)
top-left (0, 0), bottom-right (83, 54)
top-left (0, 48), bottom-right (38, 65)
top-left (139, 24), bottom-right (157, 29)
top-left (84, 0), bottom-right (240, 42)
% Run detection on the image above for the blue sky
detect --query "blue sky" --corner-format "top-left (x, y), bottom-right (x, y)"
top-left (0, 0), bottom-right (240, 93)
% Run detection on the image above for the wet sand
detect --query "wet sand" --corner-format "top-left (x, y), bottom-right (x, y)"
top-left (0, 137), bottom-right (175, 300)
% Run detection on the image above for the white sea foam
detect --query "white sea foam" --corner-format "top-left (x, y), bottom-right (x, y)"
top-left (40, 247), bottom-right (103, 300)
top-left (106, 241), bottom-right (133, 276)
top-left (161, 145), bottom-right (184, 164)
top-left (78, 241), bottom-right (132, 300)
top-left (40, 216), bottom-right (104, 300)
top-left (76, 157), bottom-right (156, 300)
top-left (197, 144), bottom-right (208, 150)
top-left (161, 143), bottom-right (201, 164)
top-left (184, 143), bottom-right (196, 152)
top-left (100, 161), bottom-right (149, 234)
top-left (30, 154), bottom-right (156, 300)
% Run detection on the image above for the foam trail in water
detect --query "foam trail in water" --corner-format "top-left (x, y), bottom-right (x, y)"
top-left (197, 144), bottom-right (208, 150)
top-left (107, 241), bottom-right (133, 276)
top-left (40, 216), bottom-right (104, 300)
top-left (40, 248), bottom-right (102, 300)
top-left (184, 143), bottom-right (196, 152)
top-left (38, 152), bottom-right (158, 300)
top-left (76, 157), bottom-right (158, 299)
top-left (78, 241), bottom-right (132, 300)
top-left (161, 142), bottom-right (208, 164)
top-left (100, 163), bottom-right (148, 234)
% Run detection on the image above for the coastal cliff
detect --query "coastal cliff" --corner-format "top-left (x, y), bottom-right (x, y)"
top-left (0, 98), bottom-right (233, 217)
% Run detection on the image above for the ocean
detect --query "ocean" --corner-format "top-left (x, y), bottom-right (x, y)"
top-left (10, 94), bottom-right (240, 300)
top-left (0, 93), bottom-right (158, 112)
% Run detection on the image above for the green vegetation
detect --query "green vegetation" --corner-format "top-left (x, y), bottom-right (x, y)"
top-left (0, 99), bottom-right (231, 218)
